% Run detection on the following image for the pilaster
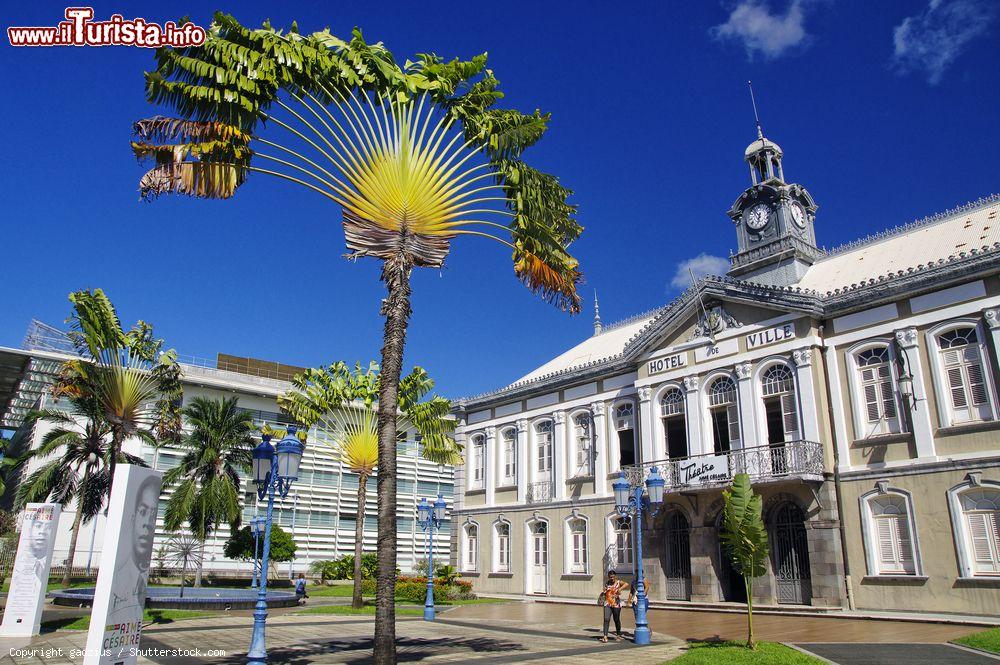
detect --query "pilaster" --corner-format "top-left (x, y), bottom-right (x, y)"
top-left (791, 348), bottom-right (820, 442)
top-left (484, 426), bottom-right (496, 506)
top-left (895, 327), bottom-right (936, 459)
top-left (734, 362), bottom-right (757, 449)
top-left (591, 401), bottom-right (608, 496)
top-left (553, 411), bottom-right (567, 500)
top-left (516, 419), bottom-right (528, 503)
top-left (637, 387), bottom-right (654, 464)
top-left (683, 376), bottom-right (702, 456)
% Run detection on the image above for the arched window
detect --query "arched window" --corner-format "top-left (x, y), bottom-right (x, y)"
top-left (613, 515), bottom-right (633, 570)
top-left (535, 421), bottom-right (553, 474)
top-left (956, 487), bottom-right (1000, 576)
top-left (501, 428), bottom-right (517, 484)
top-left (708, 376), bottom-right (740, 454)
top-left (854, 346), bottom-right (902, 436)
top-left (660, 387), bottom-right (688, 459)
top-left (470, 434), bottom-right (485, 489)
top-left (761, 364), bottom-right (799, 443)
top-left (573, 413), bottom-right (593, 477)
top-left (614, 402), bottom-right (636, 467)
top-left (493, 521), bottom-right (511, 573)
top-left (863, 493), bottom-right (918, 575)
top-left (462, 522), bottom-right (479, 572)
top-left (566, 517), bottom-right (588, 574)
top-left (937, 326), bottom-right (994, 424)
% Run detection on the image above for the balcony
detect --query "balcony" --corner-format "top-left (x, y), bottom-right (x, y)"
top-left (622, 440), bottom-right (824, 493)
top-left (527, 480), bottom-right (553, 504)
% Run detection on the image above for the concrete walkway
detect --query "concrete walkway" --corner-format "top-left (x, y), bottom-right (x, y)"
top-left (795, 643), bottom-right (1000, 664)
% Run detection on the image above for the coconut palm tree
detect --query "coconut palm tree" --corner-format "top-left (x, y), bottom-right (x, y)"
top-left (16, 398), bottom-right (149, 587)
top-left (279, 361), bottom-right (460, 609)
top-left (54, 289), bottom-right (182, 497)
top-left (133, 17), bottom-right (581, 660)
top-left (162, 396), bottom-right (255, 587)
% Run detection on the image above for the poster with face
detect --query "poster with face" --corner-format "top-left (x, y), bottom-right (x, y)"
top-left (84, 465), bottom-right (162, 665)
top-left (0, 503), bottom-right (61, 637)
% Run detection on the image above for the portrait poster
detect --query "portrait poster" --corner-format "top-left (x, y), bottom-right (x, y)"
top-left (84, 465), bottom-right (162, 665)
top-left (0, 503), bottom-right (61, 637)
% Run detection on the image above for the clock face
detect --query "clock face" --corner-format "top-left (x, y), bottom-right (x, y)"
top-left (745, 204), bottom-right (771, 231)
top-left (790, 201), bottom-right (807, 228)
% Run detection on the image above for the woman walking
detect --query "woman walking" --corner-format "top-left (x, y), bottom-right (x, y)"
top-left (598, 570), bottom-right (629, 642)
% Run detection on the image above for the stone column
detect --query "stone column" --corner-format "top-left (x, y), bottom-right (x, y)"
top-left (791, 348), bottom-right (821, 442)
top-left (683, 376), bottom-right (702, 456)
top-left (553, 411), bottom-right (567, 500)
top-left (516, 419), bottom-right (528, 503)
top-left (637, 387), bottom-right (654, 464)
top-left (895, 327), bottom-right (936, 459)
top-left (688, 525), bottom-right (721, 603)
top-left (591, 401), bottom-right (608, 496)
top-left (734, 361), bottom-right (756, 449)
top-left (484, 426), bottom-right (496, 506)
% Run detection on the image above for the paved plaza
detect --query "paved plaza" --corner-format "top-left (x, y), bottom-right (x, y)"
top-left (1, 600), bottom-right (996, 664)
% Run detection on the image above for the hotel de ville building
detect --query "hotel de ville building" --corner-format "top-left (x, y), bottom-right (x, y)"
top-left (450, 129), bottom-right (1000, 618)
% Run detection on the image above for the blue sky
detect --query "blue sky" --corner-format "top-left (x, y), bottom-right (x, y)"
top-left (1, 1), bottom-right (997, 399)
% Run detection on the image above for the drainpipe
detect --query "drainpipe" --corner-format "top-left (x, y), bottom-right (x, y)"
top-left (818, 324), bottom-right (856, 611)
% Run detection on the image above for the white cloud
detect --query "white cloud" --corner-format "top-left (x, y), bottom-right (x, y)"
top-left (711, 0), bottom-right (809, 59)
top-left (670, 254), bottom-right (731, 290)
top-left (891, 0), bottom-right (996, 85)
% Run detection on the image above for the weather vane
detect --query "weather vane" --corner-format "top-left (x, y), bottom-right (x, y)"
top-left (748, 80), bottom-right (763, 139)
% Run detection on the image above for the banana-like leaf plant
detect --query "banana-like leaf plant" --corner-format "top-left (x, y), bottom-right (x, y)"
top-left (278, 361), bottom-right (460, 609)
top-left (134, 17), bottom-right (581, 660)
top-left (720, 473), bottom-right (770, 649)
top-left (54, 289), bottom-right (182, 497)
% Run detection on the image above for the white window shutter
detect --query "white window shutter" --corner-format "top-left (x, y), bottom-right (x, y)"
top-left (780, 394), bottom-right (799, 439)
top-left (727, 404), bottom-right (741, 444)
top-left (878, 366), bottom-right (897, 419)
top-left (863, 384), bottom-right (881, 422)
top-left (875, 514), bottom-right (915, 574)
top-left (967, 511), bottom-right (1000, 574)
top-left (966, 350), bottom-right (989, 406)
top-left (876, 517), bottom-right (897, 567)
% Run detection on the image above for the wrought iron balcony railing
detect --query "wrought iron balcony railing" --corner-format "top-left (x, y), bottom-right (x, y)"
top-left (527, 480), bottom-right (553, 504)
top-left (622, 440), bottom-right (824, 492)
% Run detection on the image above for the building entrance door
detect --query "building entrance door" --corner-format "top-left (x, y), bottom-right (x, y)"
top-left (664, 512), bottom-right (691, 600)
top-left (770, 502), bottom-right (812, 605)
top-left (530, 522), bottom-right (548, 595)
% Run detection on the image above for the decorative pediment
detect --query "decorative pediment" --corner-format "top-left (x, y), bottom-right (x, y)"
top-left (687, 304), bottom-right (744, 341)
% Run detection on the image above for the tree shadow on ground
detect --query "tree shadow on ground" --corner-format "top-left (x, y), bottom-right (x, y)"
top-left (216, 635), bottom-right (526, 664)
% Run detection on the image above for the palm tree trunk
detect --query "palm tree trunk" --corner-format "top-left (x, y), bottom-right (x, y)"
top-left (107, 428), bottom-right (123, 499)
top-left (62, 501), bottom-right (85, 588)
top-left (745, 577), bottom-right (755, 649)
top-left (352, 474), bottom-right (367, 609)
top-left (373, 254), bottom-right (412, 665)
top-left (195, 540), bottom-right (206, 587)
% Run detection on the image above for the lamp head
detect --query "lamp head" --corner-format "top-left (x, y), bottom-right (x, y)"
top-left (433, 494), bottom-right (447, 521)
top-left (612, 472), bottom-right (630, 514)
top-left (252, 435), bottom-right (275, 486)
top-left (275, 425), bottom-right (306, 483)
top-left (645, 466), bottom-right (666, 506)
top-left (417, 497), bottom-right (430, 524)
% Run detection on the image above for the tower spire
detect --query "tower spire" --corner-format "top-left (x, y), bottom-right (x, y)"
top-left (748, 80), bottom-right (763, 139)
top-left (593, 290), bottom-right (602, 335)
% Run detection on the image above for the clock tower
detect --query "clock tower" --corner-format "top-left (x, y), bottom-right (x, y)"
top-left (726, 131), bottom-right (822, 285)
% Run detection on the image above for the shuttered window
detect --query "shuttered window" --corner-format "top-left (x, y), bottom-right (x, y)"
top-left (464, 525), bottom-right (478, 571)
top-left (939, 328), bottom-right (994, 424)
top-left (536, 421), bottom-right (552, 473)
top-left (856, 347), bottom-right (902, 435)
top-left (709, 376), bottom-right (741, 453)
top-left (569, 518), bottom-right (588, 572)
top-left (960, 489), bottom-right (1000, 576)
top-left (574, 414), bottom-right (593, 476)
top-left (502, 429), bottom-right (516, 482)
top-left (868, 494), bottom-right (917, 575)
top-left (495, 523), bottom-right (511, 572)
top-left (471, 436), bottom-right (485, 486)
top-left (614, 516), bottom-right (633, 567)
top-left (762, 365), bottom-right (799, 441)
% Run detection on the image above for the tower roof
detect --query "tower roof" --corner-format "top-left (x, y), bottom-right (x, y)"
top-left (745, 136), bottom-right (782, 159)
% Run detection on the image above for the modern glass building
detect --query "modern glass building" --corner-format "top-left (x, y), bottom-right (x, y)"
top-left (0, 321), bottom-right (453, 576)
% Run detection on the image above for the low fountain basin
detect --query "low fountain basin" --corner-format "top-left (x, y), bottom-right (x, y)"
top-left (49, 586), bottom-right (299, 610)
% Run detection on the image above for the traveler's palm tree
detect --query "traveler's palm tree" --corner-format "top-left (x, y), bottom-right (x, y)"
top-left (165, 533), bottom-right (203, 598)
top-left (134, 16), bottom-right (581, 660)
top-left (54, 289), bottom-right (182, 497)
top-left (17, 398), bottom-right (149, 587)
top-left (279, 361), bottom-right (460, 609)
top-left (720, 473), bottom-right (770, 649)
top-left (162, 396), bottom-right (255, 587)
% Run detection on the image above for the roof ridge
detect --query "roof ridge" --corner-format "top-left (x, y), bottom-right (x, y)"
top-left (598, 306), bottom-right (667, 333)
top-left (823, 194), bottom-right (1000, 257)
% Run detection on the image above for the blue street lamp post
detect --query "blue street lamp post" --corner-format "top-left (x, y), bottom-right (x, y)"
top-left (250, 517), bottom-right (264, 588)
top-left (246, 427), bottom-right (305, 665)
top-left (613, 467), bottom-right (665, 646)
top-left (416, 494), bottom-right (447, 621)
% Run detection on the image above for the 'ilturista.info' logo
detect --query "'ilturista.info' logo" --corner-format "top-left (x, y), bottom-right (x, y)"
top-left (7, 7), bottom-right (206, 47)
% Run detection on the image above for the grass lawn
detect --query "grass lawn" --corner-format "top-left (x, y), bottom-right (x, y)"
top-left (307, 584), bottom-right (358, 597)
top-left (670, 641), bottom-right (825, 664)
top-left (296, 604), bottom-right (423, 617)
top-left (954, 627), bottom-right (1000, 654)
top-left (437, 597), bottom-right (511, 605)
top-left (41, 609), bottom-right (216, 632)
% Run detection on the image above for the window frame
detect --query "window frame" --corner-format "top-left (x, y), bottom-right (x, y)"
top-left (492, 518), bottom-right (512, 573)
top-left (461, 520), bottom-right (480, 573)
top-left (612, 400), bottom-right (637, 470)
top-left (845, 340), bottom-right (905, 440)
top-left (947, 478), bottom-right (1000, 578)
top-left (500, 427), bottom-right (517, 485)
top-left (534, 419), bottom-right (553, 475)
top-left (755, 359), bottom-right (801, 444)
top-left (606, 513), bottom-right (633, 574)
top-left (705, 372), bottom-right (741, 454)
top-left (859, 487), bottom-right (923, 577)
top-left (570, 410), bottom-right (593, 478)
top-left (926, 319), bottom-right (998, 428)
top-left (469, 434), bottom-right (486, 490)
top-left (564, 514), bottom-right (589, 575)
